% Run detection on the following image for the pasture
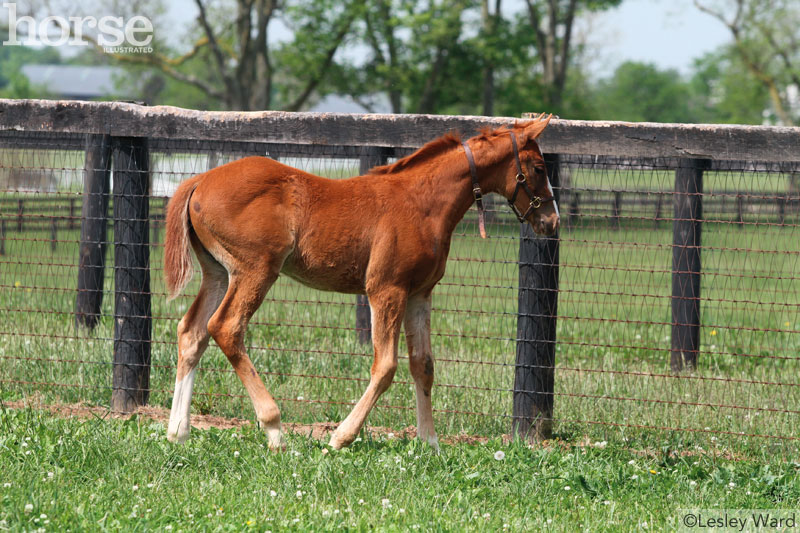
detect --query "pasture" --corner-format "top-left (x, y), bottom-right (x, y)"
top-left (1, 407), bottom-right (799, 531)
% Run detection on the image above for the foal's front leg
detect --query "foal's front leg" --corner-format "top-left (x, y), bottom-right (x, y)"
top-left (404, 292), bottom-right (439, 451)
top-left (329, 286), bottom-right (407, 449)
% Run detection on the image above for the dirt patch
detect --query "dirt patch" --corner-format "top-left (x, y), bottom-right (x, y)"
top-left (0, 398), bottom-right (752, 460)
top-left (1, 398), bottom-right (502, 445)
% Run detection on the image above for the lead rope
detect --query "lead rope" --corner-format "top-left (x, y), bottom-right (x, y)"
top-left (462, 141), bottom-right (487, 238)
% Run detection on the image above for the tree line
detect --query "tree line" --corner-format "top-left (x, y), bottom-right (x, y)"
top-left (0, 0), bottom-right (798, 125)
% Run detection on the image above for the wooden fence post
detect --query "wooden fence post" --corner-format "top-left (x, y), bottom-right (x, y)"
top-left (111, 136), bottom-right (152, 413)
top-left (736, 193), bottom-right (744, 228)
top-left (568, 192), bottom-right (580, 227)
top-left (513, 153), bottom-right (560, 442)
top-left (69, 198), bottom-right (76, 230)
top-left (611, 191), bottom-right (622, 229)
top-left (75, 134), bottom-right (112, 329)
top-left (671, 158), bottom-right (709, 372)
top-left (355, 147), bottom-right (388, 344)
top-left (654, 192), bottom-right (663, 228)
top-left (16, 199), bottom-right (23, 232)
top-left (0, 218), bottom-right (5, 255)
top-left (50, 217), bottom-right (57, 252)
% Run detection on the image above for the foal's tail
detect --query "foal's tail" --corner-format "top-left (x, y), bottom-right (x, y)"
top-left (164, 175), bottom-right (203, 301)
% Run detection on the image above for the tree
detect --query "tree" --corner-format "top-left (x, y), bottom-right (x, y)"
top-left (689, 48), bottom-right (769, 124)
top-left (65, 0), bottom-right (364, 110)
top-left (694, 0), bottom-right (800, 125)
top-left (523, 0), bottom-right (622, 113)
top-left (593, 62), bottom-right (693, 123)
top-left (348, 0), bottom-right (474, 114)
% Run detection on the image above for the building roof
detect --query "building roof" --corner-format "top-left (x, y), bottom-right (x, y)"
top-left (21, 64), bottom-right (132, 100)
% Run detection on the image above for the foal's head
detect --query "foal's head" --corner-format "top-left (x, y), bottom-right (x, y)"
top-left (480, 116), bottom-right (559, 236)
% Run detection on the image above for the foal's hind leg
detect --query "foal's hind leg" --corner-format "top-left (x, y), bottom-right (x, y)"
top-left (330, 286), bottom-right (407, 449)
top-left (167, 255), bottom-right (228, 443)
top-left (207, 265), bottom-right (284, 449)
top-left (404, 292), bottom-right (439, 451)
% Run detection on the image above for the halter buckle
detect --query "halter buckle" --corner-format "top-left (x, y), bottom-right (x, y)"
top-left (530, 197), bottom-right (542, 209)
top-left (516, 173), bottom-right (527, 183)
top-left (472, 187), bottom-right (483, 201)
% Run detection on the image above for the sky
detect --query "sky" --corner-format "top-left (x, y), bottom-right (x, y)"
top-left (588, 0), bottom-right (730, 76)
top-left (162, 0), bottom-right (732, 78)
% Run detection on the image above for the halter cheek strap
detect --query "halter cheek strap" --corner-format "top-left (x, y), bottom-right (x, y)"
top-left (461, 140), bottom-right (487, 238)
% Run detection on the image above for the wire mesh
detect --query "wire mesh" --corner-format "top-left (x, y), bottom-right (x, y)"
top-left (0, 129), bottom-right (798, 457)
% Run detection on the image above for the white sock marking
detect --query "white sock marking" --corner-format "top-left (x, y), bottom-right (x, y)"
top-left (167, 368), bottom-right (196, 443)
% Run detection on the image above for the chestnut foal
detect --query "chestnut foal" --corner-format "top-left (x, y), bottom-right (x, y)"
top-left (163, 117), bottom-right (559, 450)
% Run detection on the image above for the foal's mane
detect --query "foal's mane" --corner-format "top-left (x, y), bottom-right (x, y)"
top-left (368, 124), bottom-right (520, 175)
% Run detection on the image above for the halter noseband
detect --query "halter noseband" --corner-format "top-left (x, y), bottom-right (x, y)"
top-left (462, 131), bottom-right (555, 238)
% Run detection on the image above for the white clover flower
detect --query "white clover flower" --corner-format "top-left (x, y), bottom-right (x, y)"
top-left (234, 451), bottom-right (240, 458)
top-left (296, 490), bottom-right (303, 499)
top-left (358, 499), bottom-right (365, 505)
top-left (270, 490), bottom-right (277, 497)
top-left (631, 474), bottom-right (639, 480)
top-left (564, 485), bottom-right (571, 491)
top-left (593, 441), bottom-right (607, 449)
top-left (381, 498), bottom-right (392, 509)
top-left (132, 485), bottom-right (139, 491)
top-left (387, 433), bottom-right (395, 439)
top-left (24, 503), bottom-right (33, 513)
top-left (494, 450), bottom-right (505, 461)
top-left (728, 482), bottom-right (735, 488)
top-left (483, 513), bottom-right (491, 519)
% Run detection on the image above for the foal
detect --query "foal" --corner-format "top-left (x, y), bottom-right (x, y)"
top-left (163, 117), bottom-right (559, 450)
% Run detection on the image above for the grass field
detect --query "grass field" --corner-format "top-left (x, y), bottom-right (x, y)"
top-left (1, 407), bottom-right (799, 532)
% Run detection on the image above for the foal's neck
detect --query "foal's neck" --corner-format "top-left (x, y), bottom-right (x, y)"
top-left (406, 147), bottom-right (501, 236)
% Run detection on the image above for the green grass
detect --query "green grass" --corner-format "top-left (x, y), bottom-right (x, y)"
top-left (1, 407), bottom-right (799, 532)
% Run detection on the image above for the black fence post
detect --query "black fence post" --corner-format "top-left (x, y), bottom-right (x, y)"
top-left (50, 217), bottom-right (57, 252)
top-left (111, 137), bottom-right (152, 413)
top-left (355, 147), bottom-right (389, 344)
top-left (16, 199), bottom-right (23, 232)
top-left (611, 191), bottom-right (622, 229)
top-left (513, 153), bottom-right (560, 442)
top-left (0, 218), bottom-right (5, 255)
top-left (75, 134), bottom-right (112, 329)
top-left (671, 158), bottom-right (709, 373)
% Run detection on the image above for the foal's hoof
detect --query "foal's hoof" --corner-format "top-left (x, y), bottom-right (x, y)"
top-left (262, 424), bottom-right (285, 451)
top-left (328, 431), bottom-right (353, 450)
top-left (166, 430), bottom-right (189, 444)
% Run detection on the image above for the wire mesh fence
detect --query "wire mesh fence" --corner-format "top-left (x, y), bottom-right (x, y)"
top-left (0, 103), bottom-right (798, 457)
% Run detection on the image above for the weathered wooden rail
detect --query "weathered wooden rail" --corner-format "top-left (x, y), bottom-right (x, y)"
top-left (1, 98), bottom-right (799, 441)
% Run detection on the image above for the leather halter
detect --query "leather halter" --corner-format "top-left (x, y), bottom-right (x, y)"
top-left (462, 131), bottom-right (555, 238)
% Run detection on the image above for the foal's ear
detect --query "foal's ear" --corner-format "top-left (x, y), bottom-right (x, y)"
top-left (520, 114), bottom-right (552, 142)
